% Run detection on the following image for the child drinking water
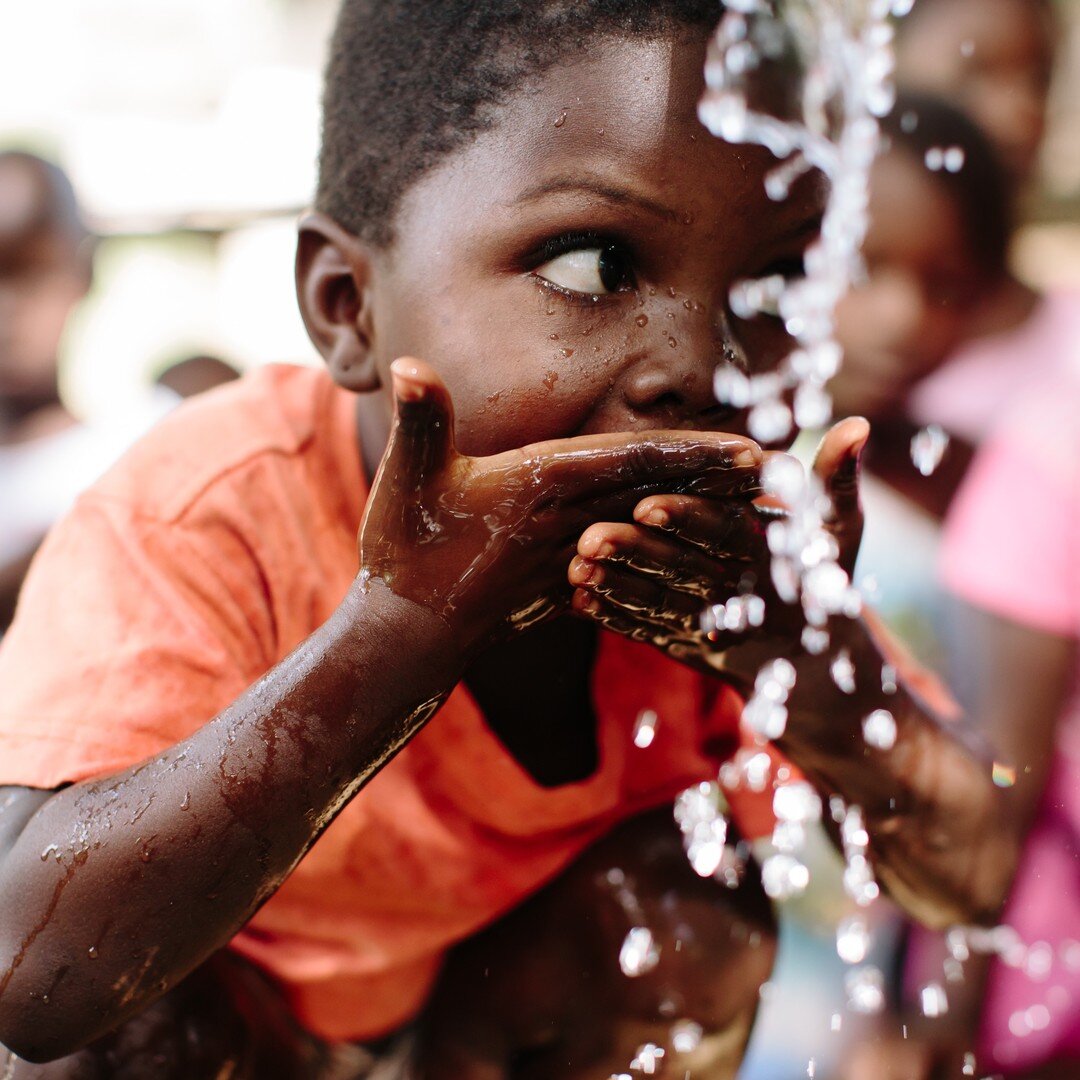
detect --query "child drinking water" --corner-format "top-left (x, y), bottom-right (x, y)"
top-left (0, 3), bottom-right (1019, 1075)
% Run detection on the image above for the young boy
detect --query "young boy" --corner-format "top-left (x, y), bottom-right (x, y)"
top-left (0, 3), bottom-right (1017, 1076)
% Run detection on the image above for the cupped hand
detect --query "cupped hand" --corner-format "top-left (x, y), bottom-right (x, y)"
top-left (359, 359), bottom-right (763, 654)
top-left (568, 416), bottom-right (871, 673)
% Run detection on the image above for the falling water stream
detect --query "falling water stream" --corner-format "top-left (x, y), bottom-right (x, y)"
top-left (617, 2), bottom-right (1054, 1077)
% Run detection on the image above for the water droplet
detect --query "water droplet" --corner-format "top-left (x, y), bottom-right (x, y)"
top-left (88, 946), bottom-right (99, 959)
top-left (635, 314), bottom-right (649, 327)
top-left (40, 844), bottom-right (60, 862)
top-left (830, 649), bottom-right (857, 694)
top-left (668, 337), bottom-right (678, 349)
top-left (749, 400), bottom-right (793, 444)
top-left (683, 299), bottom-right (693, 310)
top-left (837, 915), bottom-right (871, 964)
top-left (671, 1020), bottom-right (703, 1053)
top-left (560, 347), bottom-right (575, 358)
top-left (773, 782), bottom-right (822, 825)
top-left (761, 853), bottom-right (810, 900)
top-left (862, 709), bottom-right (897, 751)
top-left (553, 111), bottom-right (567, 128)
top-left (919, 981), bottom-right (949, 1018)
top-left (180, 791), bottom-right (191, 812)
top-left (542, 371), bottom-right (559, 392)
top-left (619, 927), bottom-right (660, 977)
top-left (845, 966), bottom-right (885, 1014)
top-left (629, 1043), bottom-right (665, 1074)
top-left (992, 761), bottom-right (1017, 788)
top-left (633, 709), bottom-right (658, 749)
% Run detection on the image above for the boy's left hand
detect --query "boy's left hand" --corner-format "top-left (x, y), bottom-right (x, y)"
top-left (568, 418), bottom-right (870, 675)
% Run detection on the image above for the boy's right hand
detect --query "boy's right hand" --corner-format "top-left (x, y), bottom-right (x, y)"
top-left (359, 359), bottom-right (762, 655)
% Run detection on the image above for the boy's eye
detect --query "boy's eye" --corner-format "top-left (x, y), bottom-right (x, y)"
top-left (534, 244), bottom-right (634, 297)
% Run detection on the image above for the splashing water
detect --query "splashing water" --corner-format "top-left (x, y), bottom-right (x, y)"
top-left (701, 0), bottom-right (910, 446)
top-left (911, 423), bottom-right (951, 476)
top-left (619, 926), bottom-right (661, 978)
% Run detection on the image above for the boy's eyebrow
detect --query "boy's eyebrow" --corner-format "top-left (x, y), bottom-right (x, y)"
top-left (512, 177), bottom-right (683, 223)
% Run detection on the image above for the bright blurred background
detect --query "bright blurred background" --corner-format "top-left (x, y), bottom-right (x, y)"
top-left (0, 0), bottom-right (1077, 424)
top-left (0, 0), bottom-right (339, 421)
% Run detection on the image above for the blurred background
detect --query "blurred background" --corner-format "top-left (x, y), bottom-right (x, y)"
top-left (0, 0), bottom-right (339, 420)
top-left (0, 0), bottom-right (1076, 420)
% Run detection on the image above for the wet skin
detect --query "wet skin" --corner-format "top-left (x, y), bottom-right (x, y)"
top-left (0, 32), bottom-right (1017, 1068)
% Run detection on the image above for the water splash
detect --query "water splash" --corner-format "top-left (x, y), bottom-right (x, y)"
top-left (911, 423), bottom-right (951, 476)
top-left (701, 0), bottom-right (909, 445)
top-left (619, 926), bottom-right (661, 978)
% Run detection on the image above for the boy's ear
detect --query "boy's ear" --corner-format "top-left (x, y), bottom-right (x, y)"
top-left (296, 212), bottom-right (380, 392)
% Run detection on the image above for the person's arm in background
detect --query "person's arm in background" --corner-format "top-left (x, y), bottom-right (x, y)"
top-left (844, 608), bottom-right (1075, 1080)
top-left (847, 375), bottom-right (1080, 1079)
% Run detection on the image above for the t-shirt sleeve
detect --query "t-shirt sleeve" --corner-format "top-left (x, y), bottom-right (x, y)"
top-left (940, 415), bottom-right (1080, 640)
top-left (0, 494), bottom-right (274, 789)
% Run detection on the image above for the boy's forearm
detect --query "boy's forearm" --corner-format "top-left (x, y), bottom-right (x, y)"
top-left (0, 577), bottom-right (463, 1063)
top-left (728, 618), bottom-right (1016, 931)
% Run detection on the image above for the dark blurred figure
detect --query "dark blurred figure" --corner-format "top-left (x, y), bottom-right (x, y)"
top-left (156, 353), bottom-right (241, 400)
top-left (894, 0), bottom-right (1080, 441)
top-left (834, 83), bottom-right (1080, 1080)
top-left (0, 151), bottom-right (94, 629)
top-left (895, 0), bottom-right (1055, 191)
top-left (0, 150), bottom-right (93, 446)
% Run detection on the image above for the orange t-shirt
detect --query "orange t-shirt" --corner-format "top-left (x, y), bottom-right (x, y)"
top-left (0, 364), bottom-right (771, 1042)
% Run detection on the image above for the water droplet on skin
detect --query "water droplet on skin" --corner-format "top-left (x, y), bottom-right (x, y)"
top-left (683, 299), bottom-right (693, 310)
top-left (668, 337), bottom-right (678, 349)
top-left (88, 946), bottom-right (99, 959)
top-left (553, 111), bottom-right (567, 128)
top-left (560, 348), bottom-right (575, 358)
top-left (635, 314), bottom-right (649, 327)
top-left (619, 926), bottom-right (660, 977)
top-left (40, 844), bottom-right (60, 862)
top-left (549, 332), bottom-right (559, 341)
top-left (486, 392), bottom-right (501, 404)
top-left (542, 371), bottom-right (559, 392)
top-left (180, 791), bottom-right (191, 812)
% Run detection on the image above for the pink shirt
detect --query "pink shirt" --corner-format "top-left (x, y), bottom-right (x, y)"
top-left (940, 362), bottom-right (1080, 1073)
top-left (910, 290), bottom-right (1080, 446)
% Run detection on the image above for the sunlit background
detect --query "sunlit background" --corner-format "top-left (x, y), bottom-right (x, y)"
top-left (1, 0), bottom-right (1078, 425)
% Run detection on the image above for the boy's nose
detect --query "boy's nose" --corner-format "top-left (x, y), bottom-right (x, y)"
top-left (620, 350), bottom-right (723, 426)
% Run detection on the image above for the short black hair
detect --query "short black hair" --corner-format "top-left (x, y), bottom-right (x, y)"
top-left (317, 0), bottom-right (720, 245)
top-left (881, 92), bottom-right (1012, 277)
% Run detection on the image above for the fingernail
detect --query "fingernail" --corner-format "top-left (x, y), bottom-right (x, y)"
top-left (390, 359), bottom-right (425, 401)
top-left (734, 445), bottom-right (762, 469)
top-left (578, 534), bottom-right (611, 559)
top-left (571, 558), bottom-right (600, 585)
top-left (641, 509), bottom-right (669, 528)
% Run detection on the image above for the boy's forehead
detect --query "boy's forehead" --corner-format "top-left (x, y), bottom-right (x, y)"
top-left (392, 35), bottom-right (821, 249)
